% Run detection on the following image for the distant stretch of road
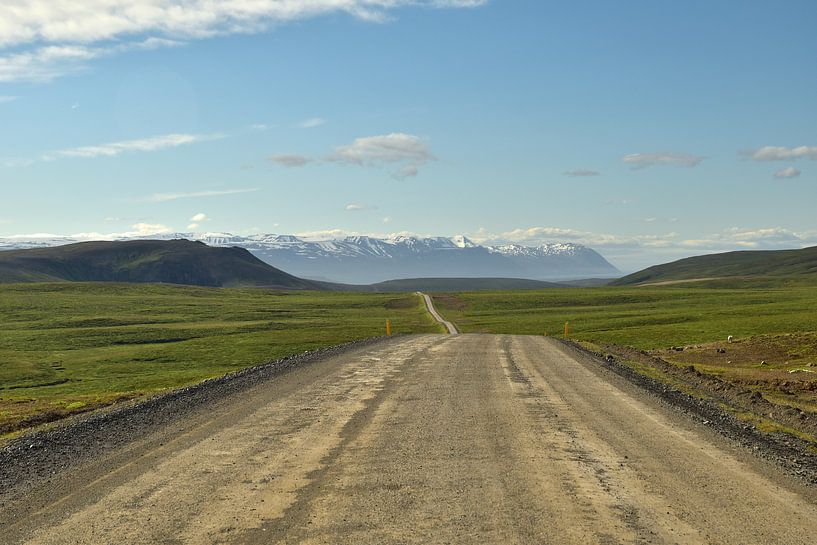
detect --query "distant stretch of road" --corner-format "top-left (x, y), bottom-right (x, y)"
top-left (418, 292), bottom-right (459, 334)
top-left (3, 334), bottom-right (817, 544)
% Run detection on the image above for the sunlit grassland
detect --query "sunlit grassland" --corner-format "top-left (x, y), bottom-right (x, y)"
top-left (0, 283), bottom-right (443, 435)
top-left (433, 285), bottom-right (817, 349)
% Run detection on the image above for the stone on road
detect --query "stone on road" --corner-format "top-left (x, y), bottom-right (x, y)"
top-left (3, 335), bottom-right (817, 544)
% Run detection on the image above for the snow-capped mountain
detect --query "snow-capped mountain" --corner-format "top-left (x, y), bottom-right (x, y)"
top-left (0, 233), bottom-right (619, 283)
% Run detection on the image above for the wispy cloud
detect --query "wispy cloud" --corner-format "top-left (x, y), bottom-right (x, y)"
top-left (148, 188), bottom-right (260, 203)
top-left (563, 168), bottom-right (599, 177)
top-left (1, 157), bottom-right (35, 168)
top-left (67, 223), bottom-right (175, 240)
top-left (748, 146), bottom-right (817, 161)
top-left (0, 1), bottom-right (484, 82)
top-left (297, 117), bottom-right (327, 129)
top-left (345, 203), bottom-right (368, 211)
top-left (268, 154), bottom-right (313, 167)
top-left (329, 133), bottom-right (435, 178)
top-left (468, 225), bottom-right (817, 254)
top-left (622, 152), bottom-right (705, 169)
top-left (47, 133), bottom-right (224, 160)
top-left (678, 227), bottom-right (817, 250)
top-left (0, 95), bottom-right (17, 103)
top-left (774, 166), bottom-right (801, 179)
top-left (0, 38), bottom-right (183, 82)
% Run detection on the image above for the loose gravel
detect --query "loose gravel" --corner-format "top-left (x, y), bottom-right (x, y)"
top-left (562, 339), bottom-right (817, 485)
top-left (0, 336), bottom-right (390, 503)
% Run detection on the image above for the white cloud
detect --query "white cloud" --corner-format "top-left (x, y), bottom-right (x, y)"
top-left (0, 95), bottom-right (16, 103)
top-left (268, 154), bottom-right (313, 167)
top-left (89, 222), bottom-right (173, 238)
top-left (129, 222), bottom-right (173, 236)
top-left (748, 146), bottom-right (817, 162)
top-left (190, 212), bottom-right (208, 222)
top-left (298, 117), bottom-right (326, 129)
top-left (6, 223), bottom-right (174, 241)
top-left (330, 133), bottom-right (435, 178)
top-left (622, 152), bottom-right (705, 169)
top-left (394, 164), bottom-right (419, 179)
top-left (774, 166), bottom-right (801, 179)
top-left (382, 216), bottom-right (392, 224)
top-left (345, 203), bottom-right (367, 211)
top-left (1, 157), bottom-right (35, 168)
top-left (187, 223), bottom-right (199, 230)
top-left (0, 1), bottom-right (485, 82)
top-left (149, 188), bottom-right (260, 202)
top-left (48, 133), bottom-right (223, 160)
top-left (469, 225), bottom-right (817, 255)
top-left (489, 226), bottom-right (657, 250)
top-left (563, 168), bottom-right (599, 177)
top-left (0, 38), bottom-right (183, 82)
top-left (677, 227), bottom-right (817, 251)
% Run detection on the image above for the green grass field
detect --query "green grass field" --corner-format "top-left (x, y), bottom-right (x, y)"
top-left (0, 283), bottom-right (443, 435)
top-left (433, 284), bottom-right (817, 414)
top-left (433, 285), bottom-right (817, 349)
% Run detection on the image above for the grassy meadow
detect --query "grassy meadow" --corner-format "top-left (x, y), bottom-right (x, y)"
top-left (433, 284), bottom-right (817, 349)
top-left (433, 283), bottom-right (817, 414)
top-left (0, 283), bottom-right (443, 435)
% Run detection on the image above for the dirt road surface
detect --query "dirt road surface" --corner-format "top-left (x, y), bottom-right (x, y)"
top-left (3, 334), bottom-right (817, 544)
top-left (419, 292), bottom-right (458, 334)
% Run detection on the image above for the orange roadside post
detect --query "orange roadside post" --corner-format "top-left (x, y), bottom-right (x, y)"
top-left (564, 321), bottom-right (569, 338)
top-left (386, 320), bottom-right (392, 336)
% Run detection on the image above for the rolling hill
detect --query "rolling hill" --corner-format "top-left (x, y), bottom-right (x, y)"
top-left (612, 246), bottom-right (817, 286)
top-left (317, 277), bottom-right (566, 292)
top-left (0, 239), bottom-right (322, 289)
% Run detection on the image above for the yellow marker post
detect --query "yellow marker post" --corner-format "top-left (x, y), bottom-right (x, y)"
top-left (564, 321), bottom-right (569, 338)
top-left (386, 320), bottom-right (392, 336)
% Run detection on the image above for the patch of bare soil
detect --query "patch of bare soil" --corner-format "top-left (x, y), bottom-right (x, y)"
top-left (384, 297), bottom-right (416, 309)
top-left (655, 333), bottom-right (817, 409)
top-left (431, 294), bottom-right (467, 311)
top-left (592, 337), bottom-right (817, 441)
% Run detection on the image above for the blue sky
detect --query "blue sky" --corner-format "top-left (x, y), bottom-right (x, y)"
top-left (0, 0), bottom-right (815, 270)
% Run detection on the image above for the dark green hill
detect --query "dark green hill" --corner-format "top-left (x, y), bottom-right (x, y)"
top-left (612, 246), bottom-right (817, 286)
top-left (0, 239), bottom-right (321, 289)
top-left (318, 277), bottom-right (565, 292)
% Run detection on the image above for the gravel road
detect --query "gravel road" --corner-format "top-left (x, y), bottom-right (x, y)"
top-left (2, 334), bottom-right (817, 544)
top-left (418, 292), bottom-right (458, 334)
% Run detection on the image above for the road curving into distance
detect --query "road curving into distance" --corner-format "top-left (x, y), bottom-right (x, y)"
top-left (2, 334), bottom-right (817, 544)
top-left (418, 292), bottom-right (459, 334)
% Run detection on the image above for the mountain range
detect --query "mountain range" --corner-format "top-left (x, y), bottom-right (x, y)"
top-left (0, 233), bottom-right (619, 284)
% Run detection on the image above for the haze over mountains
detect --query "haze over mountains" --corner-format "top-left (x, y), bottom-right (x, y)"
top-left (0, 233), bottom-right (619, 284)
